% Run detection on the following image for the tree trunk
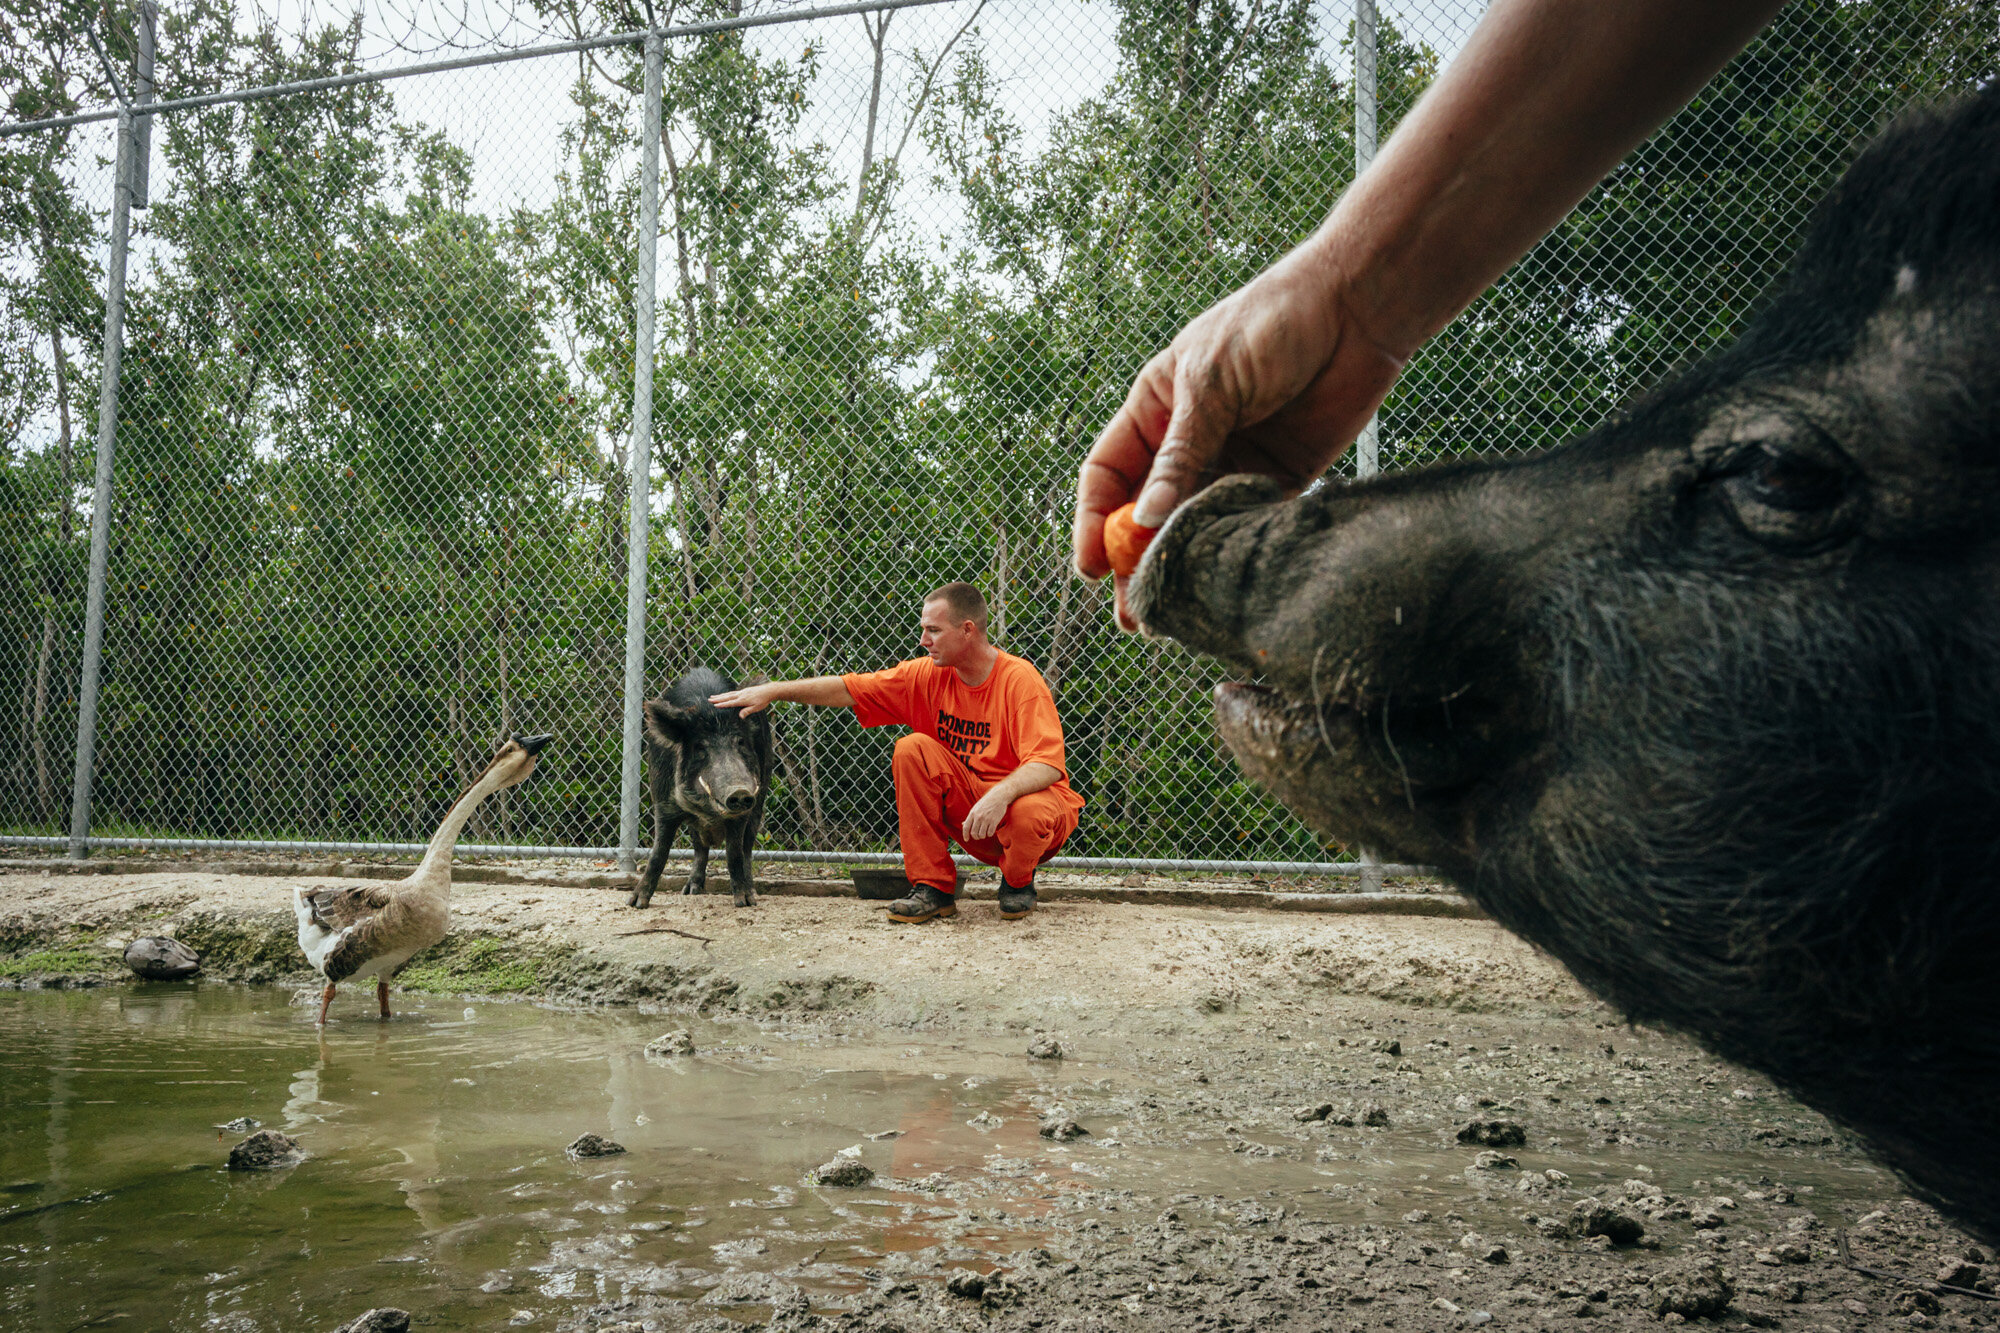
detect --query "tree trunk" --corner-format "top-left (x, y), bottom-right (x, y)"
top-left (30, 214), bottom-right (77, 819)
top-left (854, 10), bottom-right (892, 220)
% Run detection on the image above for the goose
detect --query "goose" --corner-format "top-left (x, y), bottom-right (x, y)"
top-left (294, 733), bottom-right (551, 1025)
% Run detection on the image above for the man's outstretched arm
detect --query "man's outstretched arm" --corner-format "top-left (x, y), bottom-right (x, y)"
top-left (710, 676), bottom-right (855, 716)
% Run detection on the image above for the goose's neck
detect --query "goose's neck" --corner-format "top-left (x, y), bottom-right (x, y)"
top-left (407, 766), bottom-right (510, 892)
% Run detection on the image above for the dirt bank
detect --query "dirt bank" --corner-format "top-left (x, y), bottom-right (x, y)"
top-left (0, 861), bottom-right (1579, 1029)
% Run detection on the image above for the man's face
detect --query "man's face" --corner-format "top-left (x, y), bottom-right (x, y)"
top-left (919, 600), bottom-right (979, 668)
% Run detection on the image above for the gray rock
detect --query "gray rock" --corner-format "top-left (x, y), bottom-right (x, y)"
top-left (946, 1270), bottom-right (988, 1299)
top-left (1456, 1118), bottom-right (1527, 1147)
top-left (124, 936), bottom-right (199, 981)
top-left (565, 1133), bottom-right (626, 1159)
top-left (1360, 1104), bottom-right (1390, 1127)
top-left (1027, 1035), bottom-right (1064, 1060)
top-left (1368, 1037), bottom-right (1402, 1056)
top-left (1897, 1290), bottom-right (1945, 1316)
top-left (644, 1029), bottom-right (696, 1058)
top-left (1292, 1102), bottom-right (1334, 1122)
top-left (1039, 1116), bottom-right (1090, 1142)
top-left (227, 1129), bottom-right (302, 1171)
top-left (1646, 1257), bottom-right (1733, 1319)
top-left (331, 1311), bottom-right (410, 1333)
top-left (1569, 1199), bottom-right (1645, 1245)
top-left (214, 1116), bottom-right (260, 1133)
top-left (811, 1158), bottom-right (874, 1187)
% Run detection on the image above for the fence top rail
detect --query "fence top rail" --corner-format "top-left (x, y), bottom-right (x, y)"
top-left (0, 0), bottom-right (967, 138)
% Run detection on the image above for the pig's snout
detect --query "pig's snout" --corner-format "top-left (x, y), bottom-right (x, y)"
top-left (722, 784), bottom-right (757, 814)
top-left (1129, 474), bottom-right (1289, 659)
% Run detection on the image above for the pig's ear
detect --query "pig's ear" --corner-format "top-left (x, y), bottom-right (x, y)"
top-left (644, 699), bottom-right (696, 747)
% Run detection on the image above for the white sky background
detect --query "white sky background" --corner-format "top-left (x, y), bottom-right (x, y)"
top-left (181, 0), bottom-right (1488, 237)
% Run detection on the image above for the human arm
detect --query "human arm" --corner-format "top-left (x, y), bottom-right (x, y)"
top-left (1072, 0), bottom-right (1790, 620)
top-left (962, 762), bottom-right (1062, 842)
top-left (709, 676), bottom-right (855, 716)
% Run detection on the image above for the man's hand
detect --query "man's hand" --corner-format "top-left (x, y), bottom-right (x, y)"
top-left (962, 787), bottom-right (1012, 842)
top-left (961, 762), bottom-right (1061, 841)
top-left (709, 682), bottom-right (784, 716)
top-left (1072, 252), bottom-right (1405, 628)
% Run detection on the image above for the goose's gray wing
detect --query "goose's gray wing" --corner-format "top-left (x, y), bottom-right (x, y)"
top-left (301, 884), bottom-right (394, 933)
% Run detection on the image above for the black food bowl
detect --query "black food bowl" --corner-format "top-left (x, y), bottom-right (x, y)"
top-left (851, 867), bottom-right (963, 900)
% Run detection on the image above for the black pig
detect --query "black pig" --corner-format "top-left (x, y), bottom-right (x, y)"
top-left (1134, 90), bottom-right (2000, 1242)
top-left (628, 666), bottom-right (773, 909)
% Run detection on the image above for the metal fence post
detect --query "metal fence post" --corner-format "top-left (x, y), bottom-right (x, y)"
top-left (67, 9), bottom-right (153, 860)
top-left (618, 28), bottom-right (665, 874)
top-left (1353, 0), bottom-right (1384, 894)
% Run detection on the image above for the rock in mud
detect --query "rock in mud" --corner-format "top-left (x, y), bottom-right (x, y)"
top-left (1939, 1259), bottom-right (1984, 1286)
top-left (1470, 1151), bottom-right (1518, 1171)
top-left (644, 1029), bottom-right (696, 1058)
top-left (811, 1158), bottom-right (873, 1187)
top-left (1292, 1102), bottom-right (1334, 1122)
top-left (1027, 1034), bottom-right (1064, 1060)
top-left (1360, 1103), bottom-right (1390, 1127)
top-left (1039, 1116), bottom-right (1090, 1142)
top-left (1646, 1256), bottom-right (1734, 1318)
top-left (946, 1270), bottom-right (988, 1299)
top-left (124, 936), bottom-right (199, 980)
top-left (566, 1133), bottom-right (626, 1159)
top-left (1456, 1118), bottom-right (1527, 1147)
top-left (331, 1311), bottom-right (410, 1333)
top-left (1569, 1199), bottom-right (1645, 1245)
top-left (214, 1116), bottom-right (260, 1133)
top-left (1368, 1037), bottom-right (1402, 1056)
top-left (227, 1129), bottom-right (302, 1171)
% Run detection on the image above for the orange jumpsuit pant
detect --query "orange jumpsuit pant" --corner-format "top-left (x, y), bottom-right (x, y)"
top-left (893, 733), bottom-right (1077, 893)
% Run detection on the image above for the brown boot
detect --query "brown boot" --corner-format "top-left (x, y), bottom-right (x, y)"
top-left (888, 884), bottom-right (958, 924)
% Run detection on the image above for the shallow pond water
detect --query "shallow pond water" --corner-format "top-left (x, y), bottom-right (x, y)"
top-left (0, 985), bottom-right (1896, 1332)
top-left (0, 985), bottom-right (1339, 1332)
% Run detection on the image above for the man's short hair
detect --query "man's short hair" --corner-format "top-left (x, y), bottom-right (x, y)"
top-left (924, 582), bottom-right (989, 631)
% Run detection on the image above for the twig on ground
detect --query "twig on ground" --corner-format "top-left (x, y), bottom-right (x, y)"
top-left (1838, 1230), bottom-right (2000, 1302)
top-left (613, 924), bottom-right (714, 946)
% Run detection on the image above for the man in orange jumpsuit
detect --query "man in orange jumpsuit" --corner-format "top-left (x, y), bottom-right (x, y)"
top-left (707, 583), bottom-right (1084, 923)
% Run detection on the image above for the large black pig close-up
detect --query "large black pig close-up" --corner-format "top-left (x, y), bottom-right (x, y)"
top-left (1134, 88), bottom-right (2000, 1241)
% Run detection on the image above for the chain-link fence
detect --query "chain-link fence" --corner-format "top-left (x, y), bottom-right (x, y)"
top-left (3, 0), bottom-right (1994, 870)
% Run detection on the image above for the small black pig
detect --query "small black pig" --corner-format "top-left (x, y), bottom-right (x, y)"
top-left (628, 666), bottom-right (773, 909)
top-left (1135, 90), bottom-right (2000, 1242)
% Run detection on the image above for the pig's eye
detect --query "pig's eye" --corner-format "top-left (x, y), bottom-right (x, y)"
top-left (1719, 441), bottom-right (1857, 550)
top-left (1739, 443), bottom-right (1846, 511)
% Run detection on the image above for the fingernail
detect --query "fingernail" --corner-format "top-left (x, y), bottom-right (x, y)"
top-left (1131, 482), bottom-right (1176, 528)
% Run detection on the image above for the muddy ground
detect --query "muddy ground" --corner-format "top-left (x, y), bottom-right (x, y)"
top-left (3, 857), bottom-right (1992, 1332)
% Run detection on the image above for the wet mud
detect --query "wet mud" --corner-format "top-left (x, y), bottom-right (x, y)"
top-left (0, 864), bottom-right (1991, 1331)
